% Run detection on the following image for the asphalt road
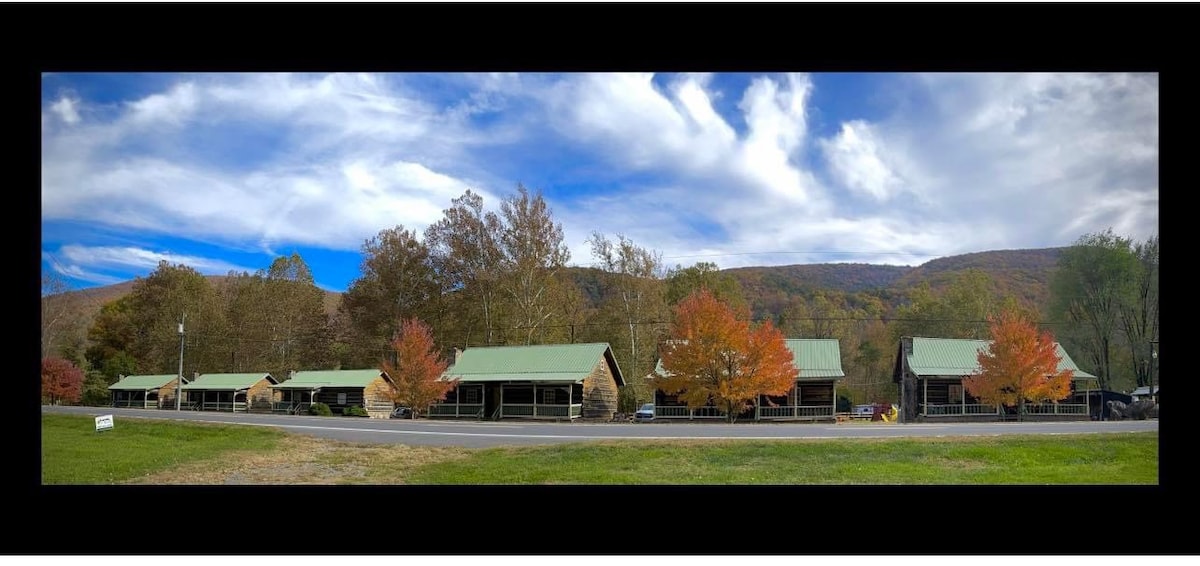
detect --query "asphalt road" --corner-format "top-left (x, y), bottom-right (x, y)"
top-left (42, 405), bottom-right (1159, 448)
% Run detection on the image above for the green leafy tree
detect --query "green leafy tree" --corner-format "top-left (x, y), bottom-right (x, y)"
top-left (1050, 230), bottom-right (1137, 391)
top-left (124, 261), bottom-right (227, 376)
top-left (892, 269), bottom-right (1003, 341)
top-left (80, 369), bottom-right (112, 406)
top-left (425, 189), bottom-right (506, 347)
top-left (341, 226), bottom-right (440, 366)
top-left (1119, 235), bottom-right (1159, 389)
top-left (263, 253), bottom-right (333, 376)
top-left (665, 261), bottom-right (747, 312)
top-left (499, 184), bottom-right (570, 345)
top-left (587, 232), bottom-right (668, 403)
top-left (85, 295), bottom-right (137, 371)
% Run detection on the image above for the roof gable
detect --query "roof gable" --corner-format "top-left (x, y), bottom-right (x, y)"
top-left (905, 337), bottom-right (1096, 379)
top-left (182, 372), bottom-right (276, 390)
top-left (650, 338), bottom-right (844, 380)
top-left (784, 339), bottom-right (845, 379)
top-left (109, 374), bottom-right (177, 391)
top-left (443, 343), bottom-right (623, 385)
top-left (273, 369), bottom-right (386, 389)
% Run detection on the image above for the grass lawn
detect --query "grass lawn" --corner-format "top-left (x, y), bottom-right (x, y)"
top-left (403, 432), bottom-right (1158, 484)
top-left (40, 413), bottom-right (1158, 484)
top-left (42, 413), bottom-right (284, 484)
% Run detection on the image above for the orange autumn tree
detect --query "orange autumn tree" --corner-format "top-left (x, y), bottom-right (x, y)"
top-left (964, 309), bottom-right (1074, 418)
top-left (655, 288), bottom-right (798, 422)
top-left (383, 318), bottom-right (456, 418)
top-left (42, 357), bottom-right (84, 405)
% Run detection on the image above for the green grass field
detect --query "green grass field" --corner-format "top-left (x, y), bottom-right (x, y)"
top-left (403, 433), bottom-right (1158, 484)
top-left (42, 413), bottom-right (1157, 484)
top-left (41, 413), bottom-right (284, 484)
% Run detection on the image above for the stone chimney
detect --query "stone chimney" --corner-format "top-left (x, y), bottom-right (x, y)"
top-left (454, 348), bottom-right (463, 363)
top-left (288, 369), bottom-right (297, 381)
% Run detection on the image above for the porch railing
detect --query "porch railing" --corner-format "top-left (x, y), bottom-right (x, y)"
top-left (758, 405), bottom-right (835, 419)
top-left (499, 404), bottom-right (583, 418)
top-left (112, 398), bottom-right (157, 409)
top-left (365, 400), bottom-right (394, 413)
top-left (922, 403), bottom-right (1088, 416)
top-left (923, 403), bottom-right (1000, 416)
top-left (1023, 403), bottom-right (1088, 415)
top-left (271, 402), bottom-right (294, 414)
top-left (429, 404), bottom-right (485, 417)
top-left (655, 405), bottom-right (727, 419)
top-left (200, 401), bottom-right (247, 412)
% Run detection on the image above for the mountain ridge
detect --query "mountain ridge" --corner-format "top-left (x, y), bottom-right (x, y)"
top-left (50, 246), bottom-right (1065, 326)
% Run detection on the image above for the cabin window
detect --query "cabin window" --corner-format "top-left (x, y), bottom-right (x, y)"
top-left (337, 393), bottom-right (347, 405)
top-left (948, 384), bottom-right (963, 402)
top-left (543, 389), bottom-right (556, 405)
top-left (464, 388), bottom-right (479, 404)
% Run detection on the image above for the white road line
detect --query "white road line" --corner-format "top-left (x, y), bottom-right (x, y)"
top-left (102, 414), bottom-right (1152, 441)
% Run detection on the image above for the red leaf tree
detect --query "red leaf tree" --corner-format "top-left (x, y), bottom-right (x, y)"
top-left (655, 289), bottom-right (798, 422)
top-left (42, 357), bottom-right (84, 405)
top-left (964, 309), bottom-right (1074, 418)
top-left (382, 318), bottom-right (456, 418)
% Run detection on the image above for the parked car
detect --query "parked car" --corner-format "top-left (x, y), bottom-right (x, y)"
top-left (634, 403), bottom-right (655, 422)
top-left (852, 404), bottom-right (875, 419)
top-left (390, 406), bottom-right (412, 419)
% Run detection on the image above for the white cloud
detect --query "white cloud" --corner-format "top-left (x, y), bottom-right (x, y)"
top-left (820, 120), bottom-right (903, 201)
top-left (50, 96), bottom-right (80, 125)
top-left (57, 245), bottom-right (256, 275)
top-left (125, 82), bottom-right (198, 127)
top-left (42, 72), bottom-right (1158, 282)
top-left (813, 72), bottom-right (1159, 253)
top-left (42, 74), bottom-right (504, 253)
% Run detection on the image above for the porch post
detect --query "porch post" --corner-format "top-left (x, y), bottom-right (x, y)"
top-left (456, 384), bottom-right (461, 417)
top-left (500, 384), bottom-right (505, 419)
top-left (832, 381), bottom-right (837, 419)
top-left (961, 380), bottom-right (966, 412)
top-left (922, 379), bottom-right (928, 416)
top-left (568, 383), bottom-right (573, 418)
top-left (755, 395), bottom-right (760, 420)
top-left (1086, 380), bottom-right (1091, 418)
top-left (792, 384), bottom-right (797, 419)
top-left (533, 383), bottom-right (538, 418)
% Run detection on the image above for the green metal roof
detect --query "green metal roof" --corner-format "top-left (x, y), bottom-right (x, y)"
top-left (182, 373), bottom-right (276, 391)
top-left (271, 369), bottom-right (386, 390)
top-left (441, 343), bottom-right (624, 386)
top-left (785, 339), bottom-right (845, 379)
top-left (650, 338), bottom-right (844, 381)
top-left (108, 374), bottom-right (177, 391)
top-left (905, 337), bottom-right (1097, 380)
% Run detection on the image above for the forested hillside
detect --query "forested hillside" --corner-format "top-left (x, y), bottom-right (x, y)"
top-left (41, 185), bottom-right (1154, 410)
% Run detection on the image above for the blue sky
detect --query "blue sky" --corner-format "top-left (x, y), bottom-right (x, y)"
top-left (41, 72), bottom-right (1159, 293)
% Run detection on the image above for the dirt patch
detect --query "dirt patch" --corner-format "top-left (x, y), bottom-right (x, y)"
top-left (125, 434), bottom-right (470, 485)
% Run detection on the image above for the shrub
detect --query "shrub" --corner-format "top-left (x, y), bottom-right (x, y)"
top-left (308, 402), bottom-right (332, 416)
top-left (343, 406), bottom-right (369, 417)
top-left (836, 394), bottom-right (853, 413)
top-left (80, 370), bottom-right (111, 407)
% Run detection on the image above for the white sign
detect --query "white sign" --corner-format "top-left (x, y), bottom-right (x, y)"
top-left (337, 393), bottom-right (347, 405)
top-left (95, 414), bottom-right (114, 432)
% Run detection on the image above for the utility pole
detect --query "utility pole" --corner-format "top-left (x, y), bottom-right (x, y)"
top-left (176, 313), bottom-right (186, 411)
top-left (1149, 340), bottom-right (1158, 405)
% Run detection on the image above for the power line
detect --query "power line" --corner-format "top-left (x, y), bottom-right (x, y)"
top-left (662, 250), bottom-right (935, 260)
